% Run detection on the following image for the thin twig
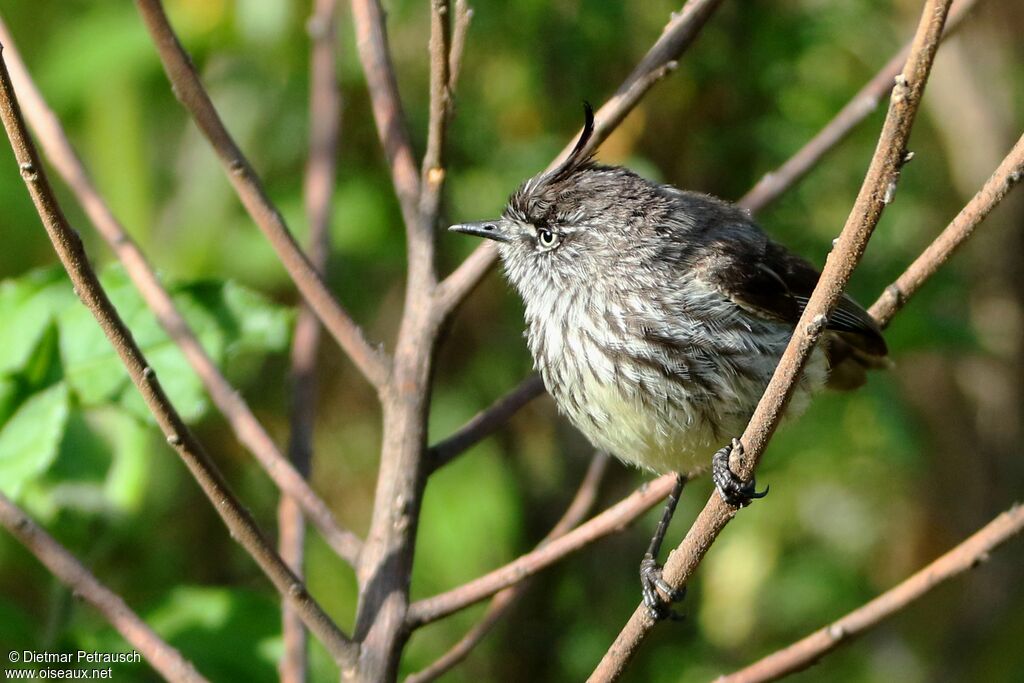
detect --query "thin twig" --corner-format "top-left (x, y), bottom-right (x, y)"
top-left (717, 502), bottom-right (1024, 683)
top-left (589, 2), bottom-right (953, 679)
top-left (0, 44), bottom-right (358, 670)
top-left (419, 0), bottom-right (454, 239)
top-left (427, 374), bottom-right (546, 472)
top-left (738, 0), bottom-right (980, 214)
top-left (435, 0), bottom-right (726, 320)
top-left (279, 1), bottom-right (343, 681)
top-left (0, 15), bottom-right (362, 570)
top-left (0, 492), bottom-right (208, 683)
top-left (870, 132), bottom-right (1024, 329)
top-left (406, 471), bottom-right (677, 628)
top-left (447, 0), bottom-right (473, 96)
top-left (406, 454), bottom-right (609, 683)
top-left (133, 0), bottom-right (391, 390)
top-left (349, 0), bottom-right (421, 234)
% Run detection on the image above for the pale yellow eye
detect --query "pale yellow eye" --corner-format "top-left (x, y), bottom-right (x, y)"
top-left (537, 228), bottom-right (560, 249)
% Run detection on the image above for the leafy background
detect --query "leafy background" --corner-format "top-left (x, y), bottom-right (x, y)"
top-left (1, 0), bottom-right (1022, 681)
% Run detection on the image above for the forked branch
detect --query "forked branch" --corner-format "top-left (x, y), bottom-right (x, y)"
top-left (870, 132), bottom-right (1024, 328)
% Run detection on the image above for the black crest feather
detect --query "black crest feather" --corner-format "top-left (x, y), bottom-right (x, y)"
top-left (548, 101), bottom-right (595, 183)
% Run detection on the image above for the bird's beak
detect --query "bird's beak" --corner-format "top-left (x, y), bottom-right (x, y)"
top-left (448, 219), bottom-right (512, 243)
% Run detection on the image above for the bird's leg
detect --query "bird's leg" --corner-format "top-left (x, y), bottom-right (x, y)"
top-left (640, 472), bottom-right (687, 620)
top-left (712, 437), bottom-right (769, 508)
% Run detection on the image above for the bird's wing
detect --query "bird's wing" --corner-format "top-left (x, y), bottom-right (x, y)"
top-left (712, 236), bottom-right (888, 357)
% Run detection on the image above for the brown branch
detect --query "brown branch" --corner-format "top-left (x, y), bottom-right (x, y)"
top-left (869, 132), bottom-right (1024, 329)
top-left (435, 0), bottom-right (726, 320)
top-left (419, 0), bottom-right (454, 232)
top-left (349, 0), bottom-right (422, 236)
top-left (279, 1), bottom-right (343, 681)
top-left (427, 374), bottom-right (546, 472)
top-left (406, 454), bottom-right (609, 683)
top-left (406, 471), bottom-right (677, 629)
top-left (0, 15), bottom-right (362, 571)
top-left (589, 1), bottom-right (953, 679)
top-left (349, 1), bottom-right (464, 679)
top-left (717, 502), bottom-right (1024, 683)
top-left (0, 492), bottom-right (208, 683)
top-left (737, 0), bottom-right (980, 214)
top-left (447, 0), bottom-right (473, 96)
top-left (132, 0), bottom-right (391, 391)
top-left (0, 44), bottom-right (358, 670)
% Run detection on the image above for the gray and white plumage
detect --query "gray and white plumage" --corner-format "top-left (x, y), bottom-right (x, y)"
top-left (451, 107), bottom-right (887, 476)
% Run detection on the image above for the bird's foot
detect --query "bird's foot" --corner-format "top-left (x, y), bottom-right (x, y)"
top-left (712, 438), bottom-right (768, 508)
top-left (640, 553), bottom-right (686, 621)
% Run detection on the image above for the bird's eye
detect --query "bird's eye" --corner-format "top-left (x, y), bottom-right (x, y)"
top-left (536, 227), bottom-right (560, 250)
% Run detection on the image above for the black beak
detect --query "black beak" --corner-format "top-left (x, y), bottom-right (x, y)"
top-left (448, 219), bottom-right (512, 243)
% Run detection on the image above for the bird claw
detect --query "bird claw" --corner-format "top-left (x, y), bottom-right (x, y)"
top-left (712, 438), bottom-right (768, 508)
top-left (640, 553), bottom-right (686, 621)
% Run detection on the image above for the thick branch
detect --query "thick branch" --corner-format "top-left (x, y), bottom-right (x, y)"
top-left (738, 0), bottom-right (980, 213)
top-left (870, 132), bottom-right (1024, 328)
top-left (280, 1), bottom-right (344, 681)
top-left (349, 2), bottom-right (464, 680)
top-left (133, 0), bottom-right (391, 390)
top-left (0, 492), bottom-right (207, 683)
top-left (589, 2), bottom-right (953, 679)
top-left (427, 374), bottom-right (545, 472)
top-left (0, 16), bottom-right (362, 570)
top-left (406, 471), bottom-right (677, 628)
top-left (0, 45), bottom-right (358, 670)
top-left (718, 502), bottom-right (1024, 683)
top-left (435, 0), bottom-right (725, 319)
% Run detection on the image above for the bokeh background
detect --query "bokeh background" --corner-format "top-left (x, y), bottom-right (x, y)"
top-left (1, 1), bottom-right (1022, 681)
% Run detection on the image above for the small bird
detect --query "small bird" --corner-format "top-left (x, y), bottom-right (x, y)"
top-left (450, 104), bottom-right (887, 618)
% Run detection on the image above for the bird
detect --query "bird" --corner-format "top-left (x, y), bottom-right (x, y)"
top-left (449, 103), bottom-right (888, 619)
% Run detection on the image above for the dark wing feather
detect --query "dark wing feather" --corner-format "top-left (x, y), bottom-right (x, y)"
top-left (714, 235), bottom-right (887, 357)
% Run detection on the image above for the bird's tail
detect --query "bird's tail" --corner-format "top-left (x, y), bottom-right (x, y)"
top-left (824, 331), bottom-right (892, 391)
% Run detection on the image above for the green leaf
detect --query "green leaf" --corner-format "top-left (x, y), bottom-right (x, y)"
top-left (58, 266), bottom-right (290, 424)
top-left (0, 268), bottom-right (73, 376)
top-left (0, 383), bottom-right (69, 499)
top-left (21, 408), bottom-right (153, 520)
top-left (143, 586), bottom-right (280, 683)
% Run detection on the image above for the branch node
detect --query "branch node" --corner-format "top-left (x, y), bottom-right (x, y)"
top-left (892, 73), bottom-right (910, 103)
top-left (970, 551), bottom-right (991, 568)
top-left (806, 313), bottom-right (828, 336)
top-left (18, 160), bottom-right (36, 181)
top-left (142, 366), bottom-right (156, 380)
top-left (827, 623), bottom-right (846, 641)
top-left (884, 283), bottom-right (904, 308)
top-left (882, 180), bottom-right (898, 205)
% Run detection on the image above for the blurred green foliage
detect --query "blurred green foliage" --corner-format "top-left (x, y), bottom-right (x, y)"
top-left (1, 1), bottom-right (1022, 682)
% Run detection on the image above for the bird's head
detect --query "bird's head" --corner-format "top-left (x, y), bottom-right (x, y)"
top-left (450, 103), bottom-right (667, 302)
